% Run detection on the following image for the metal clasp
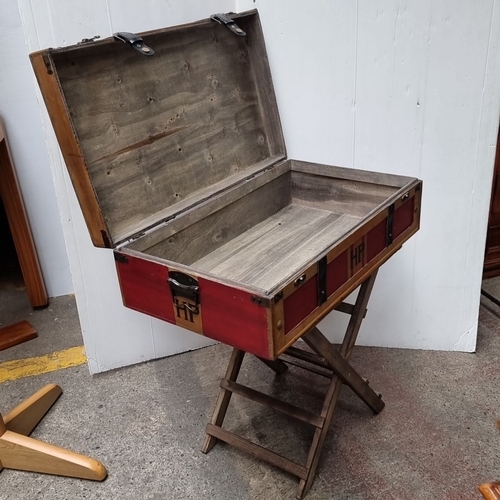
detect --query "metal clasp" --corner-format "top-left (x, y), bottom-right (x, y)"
top-left (168, 272), bottom-right (200, 319)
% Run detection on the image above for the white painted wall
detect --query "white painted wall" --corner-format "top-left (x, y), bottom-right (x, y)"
top-left (237, 0), bottom-right (500, 352)
top-left (13, 0), bottom-right (500, 372)
top-left (0, 0), bottom-right (72, 297)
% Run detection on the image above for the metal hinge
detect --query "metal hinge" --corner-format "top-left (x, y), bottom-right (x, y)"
top-left (210, 13), bottom-right (246, 37)
top-left (114, 252), bottom-right (129, 264)
top-left (79, 35), bottom-right (101, 44)
top-left (251, 295), bottom-right (271, 307)
top-left (42, 53), bottom-right (53, 75)
top-left (113, 32), bottom-right (155, 56)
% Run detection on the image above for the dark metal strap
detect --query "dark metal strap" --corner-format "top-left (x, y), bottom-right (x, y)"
top-left (210, 13), bottom-right (246, 36)
top-left (113, 32), bottom-right (155, 56)
top-left (317, 256), bottom-right (327, 306)
top-left (386, 203), bottom-right (395, 245)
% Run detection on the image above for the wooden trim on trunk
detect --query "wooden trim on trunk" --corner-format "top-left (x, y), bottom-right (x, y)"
top-left (30, 51), bottom-right (109, 248)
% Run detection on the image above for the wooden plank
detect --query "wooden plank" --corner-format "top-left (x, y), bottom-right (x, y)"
top-left (340, 271), bottom-right (379, 359)
top-left (145, 173), bottom-right (291, 265)
top-left (297, 272), bottom-right (379, 499)
top-left (284, 346), bottom-right (329, 369)
top-left (291, 159), bottom-right (416, 188)
top-left (304, 328), bottom-right (385, 414)
top-left (116, 156), bottom-right (286, 245)
top-left (0, 430), bottom-right (106, 480)
top-left (221, 379), bottom-right (324, 428)
top-left (281, 359), bottom-right (332, 379)
top-left (38, 12), bottom-right (284, 247)
top-left (256, 357), bottom-right (288, 375)
top-left (202, 349), bottom-right (245, 454)
top-left (127, 159), bottom-right (290, 252)
top-left (4, 384), bottom-right (61, 436)
top-left (292, 170), bottom-right (398, 218)
top-left (297, 374), bottom-right (344, 499)
top-left (335, 301), bottom-right (367, 317)
top-left (0, 322), bottom-right (37, 352)
top-left (29, 52), bottom-right (109, 248)
top-left (0, 123), bottom-right (48, 308)
top-left (205, 424), bottom-right (308, 480)
top-left (193, 205), bottom-right (359, 291)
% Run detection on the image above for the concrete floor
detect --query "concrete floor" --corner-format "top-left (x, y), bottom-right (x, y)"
top-left (1, 281), bottom-right (500, 500)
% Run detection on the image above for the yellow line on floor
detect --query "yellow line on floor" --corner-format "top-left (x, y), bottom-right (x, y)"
top-left (0, 346), bottom-right (87, 383)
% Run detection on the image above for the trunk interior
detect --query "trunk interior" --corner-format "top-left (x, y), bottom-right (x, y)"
top-left (127, 160), bottom-right (403, 294)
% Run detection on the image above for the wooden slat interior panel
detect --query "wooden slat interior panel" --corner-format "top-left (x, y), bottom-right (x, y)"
top-left (50, 13), bottom-right (284, 244)
top-left (192, 204), bottom-right (360, 292)
top-left (145, 172), bottom-right (292, 265)
top-left (291, 170), bottom-right (398, 218)
top-left (133, 163), bottom-right (419, 295)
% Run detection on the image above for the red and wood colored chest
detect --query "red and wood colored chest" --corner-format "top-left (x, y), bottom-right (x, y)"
top-left (31, 11), bottom-right (421, 360)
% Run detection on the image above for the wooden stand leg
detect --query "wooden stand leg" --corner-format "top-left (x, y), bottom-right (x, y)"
top-left (202, 270), bottom-right (383, 500)
top-left (0, 385), bottom-right (107, 481)
top-left (304, 328), bottom-right (384, 414)
top-left (202, 348), bottom-right (245, 453)
top-left (256, 357), bottom-right (288, 375)
top-left (296, 270), bottom-right (379, 499)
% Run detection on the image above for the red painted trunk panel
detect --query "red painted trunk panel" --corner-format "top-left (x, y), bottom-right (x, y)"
top-left (283, 276), bottom-right (318, 335)
top-left (367, 219), bottom-right (387, 262)
top-left (116, 253), bottom-right (271, 358)
top-left (199, 278), bottom-right (270, 358)
top-left (394, 198), bottom-right (415, 239)
top-left (115, 254), bottom-right (175, 323)
top-left (327, 250), bottom-right (348, 295)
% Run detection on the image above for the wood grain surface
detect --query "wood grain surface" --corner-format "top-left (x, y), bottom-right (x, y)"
top-left (0, 322), bottom-right (37, 352)
top-left (43, 12), bottom-right (284, 245)
top-left (0, 121), bottom-right (48, 308)
top-left (193, 204), bottom-right (359, 291)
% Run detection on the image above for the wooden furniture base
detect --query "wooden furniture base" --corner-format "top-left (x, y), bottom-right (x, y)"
top-left (0, 384), bottom-right (107, 481)
top-left (0, 321), bottom-right (37, 352)
top-left (202, 271), bottom-right (383, 499)
top-left (480, 482), bottom-right (500, 500)
top-left (0, 120), bottom-right (48, 309)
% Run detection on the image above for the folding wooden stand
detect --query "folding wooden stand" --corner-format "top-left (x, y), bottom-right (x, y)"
top-left (0, 384), bottom-right (107, 481)
top-left (202, 270), bottom-right (384, 499)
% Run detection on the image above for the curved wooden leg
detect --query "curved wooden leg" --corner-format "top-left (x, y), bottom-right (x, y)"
top-left (0, 430), bottom-right (107, 480)
top-left (4, 384), bottom-right (62, 436)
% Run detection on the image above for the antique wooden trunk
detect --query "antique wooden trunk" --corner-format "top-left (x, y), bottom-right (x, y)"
top-left (31, 10), bottom-right (422, 360)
